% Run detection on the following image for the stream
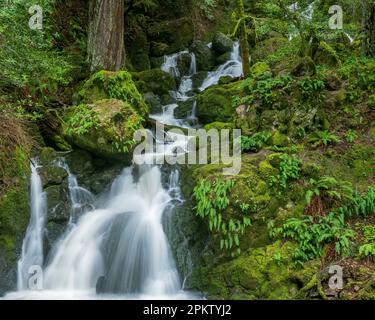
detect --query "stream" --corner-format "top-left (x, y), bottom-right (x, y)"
top-left (4, 43), bottom-right (242, 300)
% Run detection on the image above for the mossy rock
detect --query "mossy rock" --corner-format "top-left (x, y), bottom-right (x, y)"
top-left (204, 122), bottom-right (234, 131)
top-left (216, 52), bottom-right (231, 65)
top-left (63, 99), bottom-right (144, 160)
top-left (212, 32), bottom-right (234, 55)
top-left (39, 165), bottom-right (68, 188)
top-left (251, 62), bottom-right (272, 78)
top-left (192, 71), bottom-right (209, 89)
top-left (147, 17), bottom-right (194, 56)
top-left (0, 147), bottom-right (30, 294)
top-left (252, 37), bottom-right (289, 64)
top-left (192, 241), bottom-right (320, 299)
top-left (132, 69), bottom-right (176, 97)
top-left (313, 41), bottom-right (341, 67)
top-left (291, 56), bottom-right (316, 77)
top-left (77, 70), bottom-right (148, 117)
top-left (196, 83), bottom-right (240, 124)
top-left (268, 130), bottom-right (290, 147)
top-left (190, 40), bottom-right (215, 71)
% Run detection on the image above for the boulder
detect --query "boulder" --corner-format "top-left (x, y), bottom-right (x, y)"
top-left (216, 52), bottom-right (231, 65)
top-left (132, 69), bottom-right (176, 97)
top-left (196, 83), bottom-right (239, 124)
top-left (313, 41), bottom-right (341, 67)
top-left (190, 40), bottom-right (216, 71)
top-left (63, 99), bottom-right (144, 160)
top-left (77, 70), bottom-right (148, 117)
top-left (147, 17), bottom-right (194, 56)
top-left (212, 32), bottom-right (234, 55)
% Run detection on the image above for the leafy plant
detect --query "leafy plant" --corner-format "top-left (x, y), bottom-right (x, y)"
top-left (273, 153), bottom-right (301, 190)
top-left (305, 176), bottom-right (354, 214)
top-left (241, 75), bottom-right (293, 109)
top-left (65, 105), bottom-right (100, 136)
top-left (271, 211), bottom-right (355, 265)
top-left (241, 131), bottom-right (271, 152)
top-left (358, 225), bottom-right (375, 260)
top-left (309, 131), bottom-right (339, 147)
top-left (193, 179), bottom-right (251, 254)
top-left (344, 130), bottom-right (358, 143)
top-left (299, 76), bottom-right (326, 101)
top-left (337, 187), bottom-right (375, 218)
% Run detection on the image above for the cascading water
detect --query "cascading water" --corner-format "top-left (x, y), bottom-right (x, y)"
top-left (199, 42), bottom-right (243, 91)
top-left (17, 162), bottom-right (47, 291)
top-left (6, 40), bottom-right (244, 300)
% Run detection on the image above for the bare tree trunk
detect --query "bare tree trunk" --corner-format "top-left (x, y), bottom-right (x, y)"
top-left (237, 0), bottom-right (251, 77)
top-left (88, 0), bottom-right (124, 71)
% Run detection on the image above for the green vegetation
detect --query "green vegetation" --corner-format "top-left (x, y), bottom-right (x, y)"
top-left (193, 178), bottom-right (251, 254)
top-left (241, 131), bottom-right (271, 152)
top-left (65, 104), bottom-right (100, 136)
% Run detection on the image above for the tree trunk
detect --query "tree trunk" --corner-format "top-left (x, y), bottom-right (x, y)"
top-left (237, 0), bottom-right (251, 78)
top-left (88, 0), bottom-right (124, 71)
top-left (363, 0), bottom-right (375, 57)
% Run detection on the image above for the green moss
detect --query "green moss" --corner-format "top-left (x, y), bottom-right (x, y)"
top-left (148, 17), bottom-right (194, 56)
top-left (131, 69), bottom-right (176, 96)
top-left (196, 83), bottom-right (240, 124)
top-left (0, 147), bottom-right (30, 267)
top-left (193, 241), bottom-right (320, 299)
top-left (78, 70), bottom-right (148, 117)
top-left (268, 131), bottom-right (290, 147)
top-left (251, 62), bottom-right (271, 78)
top-left (314, 41), bottom-right (341, 67)
top-left (63, 99), bottom-right (144, 159)
top-left (203, 122), bottom-right (234, 131)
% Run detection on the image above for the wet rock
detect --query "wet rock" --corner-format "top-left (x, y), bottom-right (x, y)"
top-left (143, 92), bottom-right (162, 114)
top-left (132, 69), bottom-right (176, 97)
top-left (196, 83), bottom-right (240, 124)
top-left (39, 166), bottom-right (68, 189)
top-left (190, 40), bottom-right (215, 71)
top-left (212, 32), bottom-right (234, 55)
top-left (147, 17), bottom-right (194, 56)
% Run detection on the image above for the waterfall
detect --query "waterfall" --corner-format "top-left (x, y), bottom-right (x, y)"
top-left (41, 166), bottom-right (182, 297)
top-left (55, 159), bottom-right (95, 224)
top-left (199, 42), bottom-right (243, 91)
top-left (344, 32), bottom-right (354, 43)
top-left (8, 43), bottom-right (244, 300)
top-left (17, 162), bottom-right (47, 290)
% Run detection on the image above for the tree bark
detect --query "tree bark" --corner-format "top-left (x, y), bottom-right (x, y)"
top-left (87, 0), bottom-right (124, 71)
top-left (237, 0), bottom-right (251, 77)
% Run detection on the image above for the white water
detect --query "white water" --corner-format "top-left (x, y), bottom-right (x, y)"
top-left (17, 163), bottom-right (47, 291)
top-left (199, 42), bottom-right (243, 91)
top-left (6, 41), bottom-right (245, 300)
top-left (9, 162), bottom-right (193, 299)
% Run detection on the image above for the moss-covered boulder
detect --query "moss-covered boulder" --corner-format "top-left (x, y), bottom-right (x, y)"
top-left (132, 69), bottom-right (176, 97)
top-left (147, 17), bottom-right (194, 56)
top-left (212, 32), bottom-right (234, 55)
top-left (196, 83), bottom-right (240, 124)
top-left (63, 99), bottom-right (144, 160)
top-left (313, 41), bottom-right (341, 67)
top-left (193, 241), bottom-right (320, 299)
top-left (252, 37), bottom-right (289, 64)
top-left (190, 40), bottom-right (216, 71)
top-left (77, 71), bottom-right (148, 117)
top-left (251, 62), bottom-right (272, 78)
